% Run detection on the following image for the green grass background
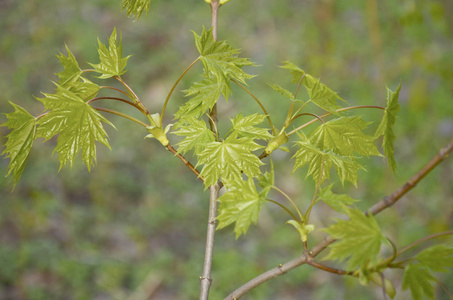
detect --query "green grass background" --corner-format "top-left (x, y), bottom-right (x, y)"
top-left (0, 0), bottom-right (452, 299)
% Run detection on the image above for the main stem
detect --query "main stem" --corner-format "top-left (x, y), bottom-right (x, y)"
top-left (199, 1), bottom-right (221, 300)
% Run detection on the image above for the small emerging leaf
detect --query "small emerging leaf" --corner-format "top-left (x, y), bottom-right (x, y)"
top-left (217, 177), bottom-right (266, 238)
top-left (1, 102), bottom-right (37, 184)
top-left (402, 263), bottom-right (436, 300)
top-left (89, 28), bottom-right (131, 79)
top-left (287, 220), bottom-right (314, 242)
top-left (323, 208), bottom-right (386, 270)
top-left (375, 84), bottom-right (401, 172)
top-left (121, 0), bottom-right (151, 20)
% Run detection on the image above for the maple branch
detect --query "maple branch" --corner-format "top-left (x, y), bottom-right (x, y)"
top-left (225, 140), bottom-right (453, 299)
top-left (165, 144), bottom-right (204, 182)
top-left (200, 2), bottom-right (221, 300)
top-left (94, 107), bottom-right (149, 127)
top-left (160, 57), bottom-right (200, 127)
top-left (232, 79), bottom-right (276, 134)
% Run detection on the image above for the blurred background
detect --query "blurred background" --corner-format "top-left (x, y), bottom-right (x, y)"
top-left (0, 0), bottom-right (452, 299)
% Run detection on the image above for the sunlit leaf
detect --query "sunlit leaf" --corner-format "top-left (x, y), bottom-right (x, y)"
top-left (121, 0), bottom-right (151, 20)
top-left (173, 117), bottom-right (215, 155)
top-left (56, 45), bottom-right (83, 86)
top-left (89, 28), bottom-right (131, 79)
top-left (194, 27), bottom-right (255, 98)
top-left (317, 183), bottom-right (359, 213)
top-left (375, 84), bottom-right (401, 172)
top-left (217, 177), bottom-right (266, 238)
top-left (323, 208), bottom-right (386, 270)
top-left (231, 113), bottom-right (272, 140)
top-left (309, 116), bottom-right (381, 157)
top-left (196, 134), bottom-right (263, 188)
top-left (174, 72), bottom-right (222, 119)
top-left (1, 102), bottom-right (37, 184)
top-left (293, 135), bottom-right (364, 186)
top-left (36, 84), bottom-right (114, 171)
top-left (402, 263), bottom-right (436, 300)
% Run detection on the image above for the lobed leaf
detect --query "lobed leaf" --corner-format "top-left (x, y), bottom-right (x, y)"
top-left (196, 134), bottom-right (263, 188)
top-left (172, 117), bottom-right (215, 155)
top-left (230, 113), bottom-right (272, 140)
top-left (193, 27), bottom-right (255, 99)
top-left (292, 135), bottom-right (364, 186)
top-left (317, 183), bottom-right (359, 213)
top-left (309, 116), bottom-right (381, 157)
top-left (56, 45), bottom-right (83, 86)
top-left (375, 84), bottom-right (401, 172)
top-left (36, 84), bottom-right (114, 171)
top-left (416, 244), bottom-right (453, 273)
top-left (323, 208), bottom-right (386, 270)
top-left (175, 72), bottom-right (222, 119)
top-left (121, 0), bottom-right (151, 20)
top-left (1, 102), bottom-right (37, 184)
top-left (89, 28), bottom-right (131, 79)
top-left (402, 264), bottom-right (436, 300)
top-left (217, 177), bottom-right (266, 238)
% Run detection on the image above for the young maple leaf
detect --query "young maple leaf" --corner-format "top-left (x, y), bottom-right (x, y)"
top-left (375, 84), bottom-right (401, 172)
top-left (196, 134), bottom-right (263, 188)
top-left (309, 116), bottom-right (381, 157)
top-left (36, 84), bottom-right (114, 171)
top-left (292, 135), bottom-right (363, 186)
top-left (323, 208), bottom-right (386, 270)
top-left (121, 0), bottom-right (151, 20)
top-left (1, 102), bottom-right (37, 185)
top-left (317, 183), bottom-right (359, 213)
top-left (56, 45), bottom-right (83, 86)
top-left (173, 117), bottom-right (215, 155)
top-left (193, 27), bottom-right (255, 98)
top-left (174, 72), bottom-right (222, 120)
top-left (280, 61), bottom-right (344, 113)
top-left (89, 28), bottom-right (131, 79)
top-left (402, 264), bottom-right (436, 300)
top-left (230, 113), bottom-right (272, 140)
top-left (217, 177), bottom-right (267, 238)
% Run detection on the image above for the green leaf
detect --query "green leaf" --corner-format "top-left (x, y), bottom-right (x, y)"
top-left (258, 161), bottom-right (274, 193)
top-left (175, 72), bottom-right (222, 119)
top-left (416, 245), bottom-right (453, 272)
top-left (172, 117), bottom-right (215, 155)
top-left (1, 102), bottom-right (37, 184)
top-left (286, 220), bottom-right (315, 242)
top-left (121, 0), bottom-right (151, 20)
top-left (375, 84), bottom-right (401, 172)
top-left (293, 136), bottom-right (364, 186)
top-left (217, 177), bottom-right (266, 238)
top-left (36, 84), bottom-right (114, 171)
top-left (193, 27), bottom-right (255, 98)
top-left (196, 134), bottom-right (263, 188)
top-left (317, 183), bottom-right (359, 213)
top-left (56, 45), bottom-right (83, 86)
top-left (309, 116), bottom-right (381, 157)
top-left (323, 208), bottom-right (386, 270)
top-left (89, 28), bottom-right (131, 79)
top-left (230, 113), bottom-right (272, 140)
top-left (280, 61), bottom-right (344, 113)
top-left (402, 263), bottom-right (436, 300)
top-left (267, 82), bottom-right (296, 101)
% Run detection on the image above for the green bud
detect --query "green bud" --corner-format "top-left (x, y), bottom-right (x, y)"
top-left (265, 131), bottom-right (289, 154)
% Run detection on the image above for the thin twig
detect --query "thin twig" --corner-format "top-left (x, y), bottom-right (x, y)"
top-left (94, 107), bottom-right (149, 127)
top-left (225, 140), bottom-right (453, 299)
top-left (166, 144), bottom-right (204, 182)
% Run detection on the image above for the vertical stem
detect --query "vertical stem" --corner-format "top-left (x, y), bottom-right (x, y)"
top-left (200, 1), bottom-right (220, 300)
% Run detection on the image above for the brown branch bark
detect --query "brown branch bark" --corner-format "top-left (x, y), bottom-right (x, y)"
top-left (225, 139), bottom-right (453, 299)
